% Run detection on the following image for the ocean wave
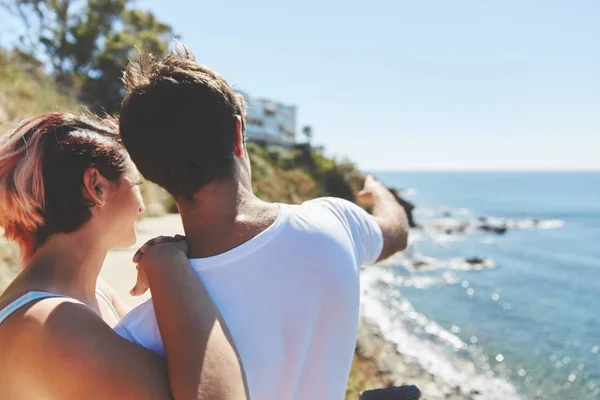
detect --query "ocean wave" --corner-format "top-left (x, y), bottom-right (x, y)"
top-left (536, 219), bottom-right (565, 229)
top-left (405, 229), bottom-right (464, 248)
top-left (380, 251), bottom-right (497, 273)
top-left (406, 229), bottom-right (424, 245)
top-left (478, 237), bottom-right (496, 245)
top-left (414, 208), bottom-right (443, 218)
top-left (447, 257), bottom-right (496, 271)
top-left (414, 203), bottom-right (567, 235)
top-left (456, 208), bottom-right (473, 216)
top-left (400, 188), bottom-right (418, 197)
top-left (426, 230), bottom-right (466, 246)
top-left (363, 266), bottom-right (459, 289)
top-left (423, 216), bottom-right (566, 235)
top-left (493, 218), bottom-right (565, 231)
top-left (360, 269), bottom-right (522, 399)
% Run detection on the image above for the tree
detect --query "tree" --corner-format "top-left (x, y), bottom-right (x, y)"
top-left (302, 125), bottom-right (313, 143)
top-left (80, 8), bottom-right (176, 113)
top-left (1, 0), bottom-right (176, 112)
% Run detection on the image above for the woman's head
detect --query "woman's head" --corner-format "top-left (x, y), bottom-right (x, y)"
top-left (0, 112), bottom-right (145, 262)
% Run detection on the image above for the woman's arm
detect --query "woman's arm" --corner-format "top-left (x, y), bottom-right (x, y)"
top-left (14, 239), bottom-right (246, 400)
top-left (137, 240), bottom-right (247, 400)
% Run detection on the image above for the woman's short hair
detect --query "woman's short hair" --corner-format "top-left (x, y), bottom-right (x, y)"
top-left (0, 112), bottom-right (129, 261)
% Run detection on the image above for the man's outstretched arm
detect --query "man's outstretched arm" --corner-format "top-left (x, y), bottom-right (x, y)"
top-left (357, 175), bottom-right (409, 261)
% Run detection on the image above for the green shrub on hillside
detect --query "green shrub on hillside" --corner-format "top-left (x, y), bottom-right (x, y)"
top-left (246, 141), bottom-right (365, 204)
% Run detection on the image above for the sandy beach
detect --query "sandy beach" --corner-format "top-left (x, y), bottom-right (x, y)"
top-left (100, 214), bottom-right (185, 307)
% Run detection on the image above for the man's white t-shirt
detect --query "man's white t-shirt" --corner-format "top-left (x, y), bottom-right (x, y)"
top-left (115, 198), bottom-right (383, 400)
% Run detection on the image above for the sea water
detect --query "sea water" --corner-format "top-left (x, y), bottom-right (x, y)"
top-left (362, 172), bottom-right (600, 399)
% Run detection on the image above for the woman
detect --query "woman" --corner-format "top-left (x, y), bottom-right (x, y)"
top-left (0, 112), bottom-right (247, 399)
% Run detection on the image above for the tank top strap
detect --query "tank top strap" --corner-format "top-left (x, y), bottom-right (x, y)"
top-left (95, 287), bottom-right (120, 320)
top-left (0, 291), bottom-right (66, 325)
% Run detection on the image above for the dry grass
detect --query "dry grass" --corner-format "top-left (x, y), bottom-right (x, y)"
top-left (0, 51), bottom-right (80, 134)
top-left (0, 235), bottom-right (19, 294)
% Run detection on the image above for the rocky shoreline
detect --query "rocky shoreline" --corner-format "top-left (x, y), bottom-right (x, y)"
top-left (353, 316), bottom-right (493, 400)
top-left (350, 191), bottom-right (492, 400)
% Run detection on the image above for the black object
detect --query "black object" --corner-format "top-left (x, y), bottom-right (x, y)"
top-left (360, 385), bottom-right (421, 400)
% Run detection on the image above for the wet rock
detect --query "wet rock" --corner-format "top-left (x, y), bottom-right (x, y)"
top-left (478, 224), bottom-right (507, 234)
top-left (412, 260), bottom-right (431, 268)
top-left (464, 257), bottom-right (486, 265)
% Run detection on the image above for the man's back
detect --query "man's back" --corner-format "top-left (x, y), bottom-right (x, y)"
top-left (116, 198), bottom-right (383, 400)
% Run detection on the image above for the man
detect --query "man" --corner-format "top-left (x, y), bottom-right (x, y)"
top-left (115, 46), bottom-right (409, 400)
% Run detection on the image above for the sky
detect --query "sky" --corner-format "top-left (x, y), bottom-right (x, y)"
top-left (3, 1), bottom-right (599, 171)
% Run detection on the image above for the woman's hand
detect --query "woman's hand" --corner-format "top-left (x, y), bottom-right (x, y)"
top-left (130, 235), bottom-right (189, 296)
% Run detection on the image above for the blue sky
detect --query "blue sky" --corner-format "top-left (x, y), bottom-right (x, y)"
top-left (3, 1), bottom-right (599, 170)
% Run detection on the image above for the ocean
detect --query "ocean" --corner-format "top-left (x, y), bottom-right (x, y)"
top-left (362, 172), bottom-right (600, 400)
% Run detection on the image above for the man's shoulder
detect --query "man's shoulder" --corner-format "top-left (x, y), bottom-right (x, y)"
top-left (295, 196), bottom-right (383, 265)
top-left (287, 197), bottom-right (347, 225)
top-left (297, 197), bottom-right (371, 227)
top-left (295, 197), bottom-right (362, 220)
top-left (300, 196), bottom-right (356, 209)
top-left (284, 198), bottom-right (372, 246)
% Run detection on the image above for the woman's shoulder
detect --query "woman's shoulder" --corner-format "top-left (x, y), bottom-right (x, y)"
top-left (0, 294), bottom-right (85, 399)
top-left (0, 295), bottom-right (101, 358)
top-left (0, 290), bottom-right (76, 327)
top-left (0, 295), bottom-right (171, 400)
top-left (0, 294), bottom-right (86, 337)
top-left (0, 296), bottom-right (92, 387)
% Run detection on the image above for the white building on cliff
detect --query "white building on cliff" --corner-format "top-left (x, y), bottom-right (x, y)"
top-left (239, 91), bottom-right (296, 147)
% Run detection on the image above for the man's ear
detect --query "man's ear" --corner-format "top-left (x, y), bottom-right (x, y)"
top-left (83, 168), bottom-right (109, 207)
top-left (233, 115), bottom-right (244, 158)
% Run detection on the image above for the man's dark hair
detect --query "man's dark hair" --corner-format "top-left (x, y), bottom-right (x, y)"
top-left (119, 45), bottom-right (247, 199)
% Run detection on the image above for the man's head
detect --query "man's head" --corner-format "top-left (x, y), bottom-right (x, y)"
top-left (119, 45), bottom-right (248, 200)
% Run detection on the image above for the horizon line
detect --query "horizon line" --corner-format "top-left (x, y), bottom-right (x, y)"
top-left (365, 169), bottom-right (600, 173)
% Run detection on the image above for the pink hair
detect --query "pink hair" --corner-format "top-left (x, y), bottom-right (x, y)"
top-left (0, 114), bottom-right (62, 261)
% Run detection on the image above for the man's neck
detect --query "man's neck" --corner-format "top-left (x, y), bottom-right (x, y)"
top-left (178, 180), bottom-right (280, 259)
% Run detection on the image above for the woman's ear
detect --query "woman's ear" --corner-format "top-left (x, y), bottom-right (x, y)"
top-left (83, 168), bottom-right (108, 207)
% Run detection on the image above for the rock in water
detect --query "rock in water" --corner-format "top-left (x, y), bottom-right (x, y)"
top-left (478, 224), bottom-right (507, 234)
